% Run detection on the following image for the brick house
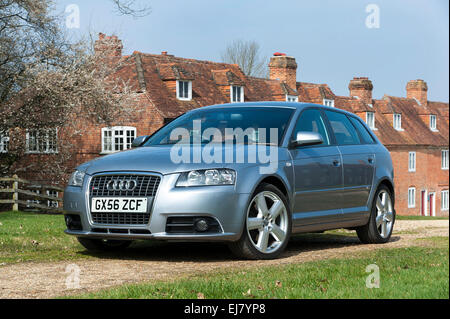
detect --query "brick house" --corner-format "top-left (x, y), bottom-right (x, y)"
top-left (7, 33), bottom-right (449, 216)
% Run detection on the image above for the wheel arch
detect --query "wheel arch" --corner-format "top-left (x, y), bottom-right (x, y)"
top-left (250, 174), bottom-right (293, 207)
top-left (258, 176), bottom-right (289, 197)
top-left (377, 178), bottom-right (395, 205)
top-left (235, 174), bottom-right (293, 238)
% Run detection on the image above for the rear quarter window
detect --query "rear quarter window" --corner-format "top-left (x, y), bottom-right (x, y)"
top-left (348, 116), bottom-right (376, 144)
top-left (324, 110), bottom-right (361, 145)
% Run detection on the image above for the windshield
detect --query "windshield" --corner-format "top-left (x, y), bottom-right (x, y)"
top-left (144, 107), bottom-right (295, 146)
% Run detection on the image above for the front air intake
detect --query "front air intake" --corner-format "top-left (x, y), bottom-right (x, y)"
top-left (165, 216), bottom-right (222, 234)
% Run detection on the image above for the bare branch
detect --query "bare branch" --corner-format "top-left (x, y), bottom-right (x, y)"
top-left (220, 39), bottom-right (268, 78)
top-left (110, 0), bottom-right (151, 18)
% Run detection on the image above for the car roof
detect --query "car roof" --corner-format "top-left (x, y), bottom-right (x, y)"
top-left (194, 101), bottom-right (356, 117)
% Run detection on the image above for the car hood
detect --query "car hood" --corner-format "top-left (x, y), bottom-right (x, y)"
top-left (81, 145), bottom-right (288, 175)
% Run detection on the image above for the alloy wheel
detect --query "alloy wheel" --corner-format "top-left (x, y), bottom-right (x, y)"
top-left (375, 190), bottom-right (394, 238)
top-left (246, 191), bottom-right (288, 254)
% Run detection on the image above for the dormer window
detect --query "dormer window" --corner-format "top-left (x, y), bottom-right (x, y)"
top-left (366, 112), bottom-right (376, 130)
top-left (176, 80), bottom-right (192, 101)
top-left (393, 113), bottom-right (402, 131)
top-left (323, 99), bottom-right (334, 107)
top-left (430, 115), bottom-right (437, 131)
top-left (231, 85), bottom-right (244, 103)
top-left (286, 95), bottom-right (298, 102)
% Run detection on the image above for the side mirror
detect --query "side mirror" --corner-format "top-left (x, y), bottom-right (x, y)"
top-left (291, 131), bottom-right (323, 148)
top-left (131, 135), bottom-right (150, 148)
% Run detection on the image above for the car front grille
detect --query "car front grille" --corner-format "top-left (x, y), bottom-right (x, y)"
top-left (89, 174), bottom-right (160, 225)
top-left (91, 212), bottom-right (150, 225)
top-left (89, 174), bottom-right (161, 197)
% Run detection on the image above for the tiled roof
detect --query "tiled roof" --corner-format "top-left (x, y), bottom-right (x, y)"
top-left (107, 47), bottom-right (448, 148)
top-left (355, 96), bottom-right (447, 147)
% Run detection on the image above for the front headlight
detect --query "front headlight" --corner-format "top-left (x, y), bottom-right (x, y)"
top-left (68, 170), bottom-right (85, 187)
top-left (176, 169), bottom-right (236, 187)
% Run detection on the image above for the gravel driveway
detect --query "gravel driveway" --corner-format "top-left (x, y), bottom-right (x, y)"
top-left (0, 219), bottom-right (448, 299)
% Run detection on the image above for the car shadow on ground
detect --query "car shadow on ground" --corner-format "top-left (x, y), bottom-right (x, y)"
top-left (284, 233), bottom-right (400, 257)
top-left (77, 232), bottom-right (401, 263)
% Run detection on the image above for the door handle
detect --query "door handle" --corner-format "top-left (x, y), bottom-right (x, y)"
top-left (333, 160), bottom-right (341, 167)
top-left (368, 157), bottom-right (374, 164)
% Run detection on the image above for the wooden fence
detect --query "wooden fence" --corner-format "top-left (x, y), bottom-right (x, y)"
top-left (0, 175), bottom-right (64, 213)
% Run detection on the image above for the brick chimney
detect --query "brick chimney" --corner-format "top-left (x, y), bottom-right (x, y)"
top-left (94, 33), bottom-right (123, 58)
top-left (269, 53), bottom-right (298, 90)
top-left (406, 79), bottom-right (428, 106)
top-left (349, 77), bottom-right (373, 104)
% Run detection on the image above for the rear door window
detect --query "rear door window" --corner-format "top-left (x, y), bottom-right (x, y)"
top-left (324, 111), bottom-right (361, 145)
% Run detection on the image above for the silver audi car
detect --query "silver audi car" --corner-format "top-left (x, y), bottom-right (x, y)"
top-left (63, 102), bottom-right (395, 259)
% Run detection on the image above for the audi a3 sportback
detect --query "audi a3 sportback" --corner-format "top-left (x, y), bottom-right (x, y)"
top-left (63, 102), bottom-right (395, 259)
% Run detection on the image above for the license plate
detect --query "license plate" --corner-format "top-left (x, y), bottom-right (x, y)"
top-left (91, 197), bottom-right (148, 213)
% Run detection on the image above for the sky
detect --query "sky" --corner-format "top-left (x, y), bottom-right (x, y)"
top-left (56, 0), bottom-right (449, 102)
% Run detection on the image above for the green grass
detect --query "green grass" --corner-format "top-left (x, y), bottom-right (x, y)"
top-left (0, 211), bottom-right (88, 264)
top-left (416, 236), bottom-right (450, 246)
top-left (0, 211), bottom-right (165, 264)
top-left (72, 243), bottom-right (449, 299)
top-left (396, 215), bottom-right (449, 220)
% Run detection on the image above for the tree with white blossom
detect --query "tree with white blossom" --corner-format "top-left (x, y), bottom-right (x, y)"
top-left (0, 0), bottom-right (146, 182)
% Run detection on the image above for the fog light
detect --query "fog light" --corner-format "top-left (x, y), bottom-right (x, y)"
top-left (64, 214), bottom-right (82, 230)
top-left (64, 215), bottom-right (72, 227)
top-left (194, 219), bottom-right (209, 232)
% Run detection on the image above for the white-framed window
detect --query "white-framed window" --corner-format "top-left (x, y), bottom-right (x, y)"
top-left (101, 126), bottom-right (136, 153)
top-left (230, 85), bottom-right (244, 103)
top-left (442, 150), bottom-right (449, 170)
top-left (430, 115), bottom-right (437, 131)
top-left (26, 128), bottom-right (58, 153)
top-left (47, 190), bottom-right (59, 208)
top-left (408, 187), bottom-right (416, 208)
top-left (176, 80), bottom-right (192, 101)
top-left (26, 189), bottom-right (41, 208)
top-left (408, 152), bottom-right (416, 172)
top-left (366, 112), bottom-right (376, 130)
top-left (26, 189), bottom-right (58, 208)
top-left (323, 99), bottom-right (335, 107)
top-left (286, 95), bottom-right (298, 102)
top-left (393, 113), bottom-right (402, 130)
top-left (0, 132), bottom-right (9, 153)
top-left (441, 190), bottom-right (449, 211)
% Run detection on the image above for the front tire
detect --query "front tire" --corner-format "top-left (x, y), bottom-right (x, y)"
top-left (229, 183), bottom-right (292, 260)
top-left (356, 185), bottom-right (395, 244)
top-left (77, 237), bottom-right (132, 252)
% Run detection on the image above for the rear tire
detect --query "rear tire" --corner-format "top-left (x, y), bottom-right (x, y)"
top-left (356, 185), bottom-right (395, 244)
top-left (77, 237), bottom-right (132, 252)
top-left (229, 183), bottom-right (292, 260)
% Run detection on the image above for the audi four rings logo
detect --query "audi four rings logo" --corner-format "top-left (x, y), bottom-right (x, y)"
top-left (106, 179), bottom-right (138, 191)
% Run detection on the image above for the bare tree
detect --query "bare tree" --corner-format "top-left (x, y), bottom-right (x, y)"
top-left (221, 40), bottom-right (268, 78)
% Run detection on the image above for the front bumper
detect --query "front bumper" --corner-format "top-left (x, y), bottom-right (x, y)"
top-left (64, 229), bottom-right (239, 241)
top-left (63, 173), bottom-right (250, 242)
